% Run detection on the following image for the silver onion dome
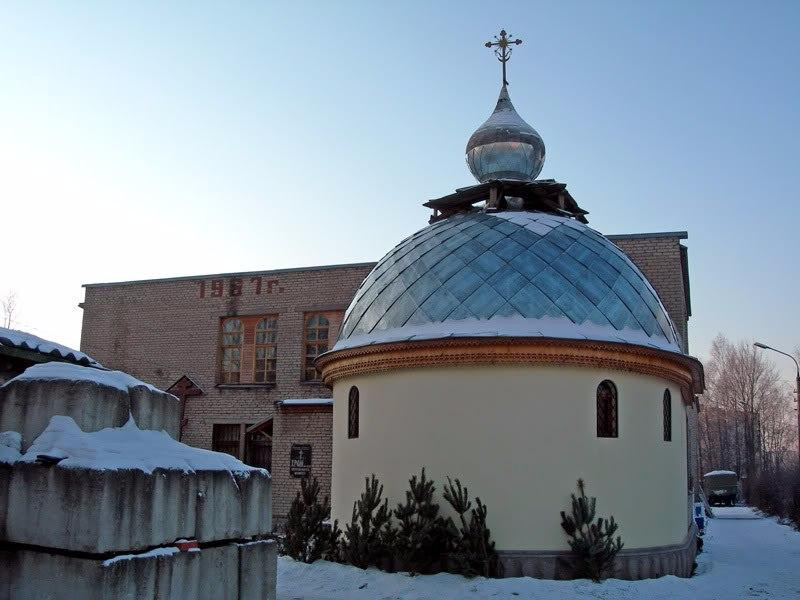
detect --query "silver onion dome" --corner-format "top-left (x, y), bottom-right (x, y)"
top-left (465, 85), bottom-right (545, 183)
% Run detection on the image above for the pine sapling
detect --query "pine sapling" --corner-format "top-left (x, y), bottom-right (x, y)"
top-left (442, 476), bottom-right (497, 577)
top-left (342, 474), bottom-right (395, 569)
top-left (393, 468), bottom-right (448, 574)
top-left (283, 476), bottom-right (340, 563)
top-left (560, 479), bottom-right (624, 581)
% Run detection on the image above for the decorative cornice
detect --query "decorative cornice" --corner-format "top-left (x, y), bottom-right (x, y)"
top-left (317, 337), bottom-right (704, 404)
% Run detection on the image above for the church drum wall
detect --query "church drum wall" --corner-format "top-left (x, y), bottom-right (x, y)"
top-left (331, 364), bottom-right (690, 556)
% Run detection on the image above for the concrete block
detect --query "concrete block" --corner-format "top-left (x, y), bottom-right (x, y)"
top-left (4, 463), bottom-right (271, 553)
top-left (0, 542), bottom-right (276, 600)
top-left (0, 378), bottom-right (180, 445)
top-left (238, 539), bottom-right (277, 600)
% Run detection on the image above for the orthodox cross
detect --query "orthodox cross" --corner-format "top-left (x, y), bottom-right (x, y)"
top-left (485, 29), bottom-right (522, 86)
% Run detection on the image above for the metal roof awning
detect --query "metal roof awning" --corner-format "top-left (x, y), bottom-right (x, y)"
top-left (277, 398), bottom-right (333, 407)
top-left (424, 179), bottom-right (589, 224)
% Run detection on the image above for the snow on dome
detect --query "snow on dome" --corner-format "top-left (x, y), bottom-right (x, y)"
top-left (10, 415), bottom-right (265, 475)
top-left (334, 211), bottom-right (682, 354)
top-left (7, 361), bottom-right (160, 393)
top-left (0, 326), bottom-right (101, 367)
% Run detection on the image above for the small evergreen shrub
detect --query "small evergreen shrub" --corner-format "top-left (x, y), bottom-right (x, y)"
top-left (341, 474), bottom-right (395, 569)
top-left (442, 477), bottom-right (498, 577)
top-left (337, 470), bottom-right (499, 577)
top-left (392, 468), bottom-right (449, 574)
top-left (560, 479), bottom-right (623, 582)
top-left (283, 476), bottom-right (341, 563)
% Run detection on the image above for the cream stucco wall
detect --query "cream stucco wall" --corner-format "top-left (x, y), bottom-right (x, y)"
top-left (332, 365), bottom-right (689, 551)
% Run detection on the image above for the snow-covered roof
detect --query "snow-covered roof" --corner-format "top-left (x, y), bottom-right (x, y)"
top-left (333, 314), bottom-right (681, 353)
top-left (6, 362), bottom-right (160, 393)
top-left (0, 326), bottom-right (101, 367)
top-left (704, 470), bottom-right (737, 477)
top-left (1, 415), bottom-right (266, 475)
top-left (334, 211), bottom-right (683, 354)
top-left (279, 398), bottom-right (333, 407)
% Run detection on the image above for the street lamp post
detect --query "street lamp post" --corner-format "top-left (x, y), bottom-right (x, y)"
top-left (754, 342), bottom-right (800, 467)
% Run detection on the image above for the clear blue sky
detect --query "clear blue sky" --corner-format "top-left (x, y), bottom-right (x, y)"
top-left (2, 1), bottom-right (798, 381)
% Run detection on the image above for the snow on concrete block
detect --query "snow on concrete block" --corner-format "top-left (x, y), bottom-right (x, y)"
top-left (0, 362), bottom-right (180, 443)
top-left (3, 416), bottom-right (271, 553)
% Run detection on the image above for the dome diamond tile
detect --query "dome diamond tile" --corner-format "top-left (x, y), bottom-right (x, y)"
top-left (336, 211), bottom-right (682, 353)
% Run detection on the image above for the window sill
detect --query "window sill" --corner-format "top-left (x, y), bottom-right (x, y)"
top-left (299, 380), bottom-right (326, 386)
top-left (216, 383), bottom-right (276, 390)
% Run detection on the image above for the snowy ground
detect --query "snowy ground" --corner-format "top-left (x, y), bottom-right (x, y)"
top-left (277, 506), bottom-right (800, 599)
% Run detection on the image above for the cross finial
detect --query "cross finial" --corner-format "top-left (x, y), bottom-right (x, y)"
top-left (484, 29), bottom-right (522, 86)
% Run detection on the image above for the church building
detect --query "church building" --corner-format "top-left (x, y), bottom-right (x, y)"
top-left (79, 32), bottom-right (701, 562)
top-left (318, 31), bottom-right (704, 578)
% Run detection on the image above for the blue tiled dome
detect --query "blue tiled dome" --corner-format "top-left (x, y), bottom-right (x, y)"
top-left (335, 211), bottom-right (682, 353)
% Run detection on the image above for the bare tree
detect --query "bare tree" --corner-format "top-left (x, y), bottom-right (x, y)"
top-left (699, 334), bottom-right (795, 494)
top-left (1, 291), bottom-right (17, 329)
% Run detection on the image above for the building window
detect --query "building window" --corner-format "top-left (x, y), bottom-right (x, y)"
top-left (304, 313), bottom-right (330, 381)
top-left (212, 424), bottom-right (241, 457)
top-left (348, 386), bottom-right (359, 439)
top-left (220, 318), bottom-right (243, 384)
top-left (254, 317), bottom-right (278, 383)
top-left (219, 315), bottom-right (278, 385)
top-left (596, 380), bottom-right (618, 438)
top-left (663, 389), bottom-right (672, 442)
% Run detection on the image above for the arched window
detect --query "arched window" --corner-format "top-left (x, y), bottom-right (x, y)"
top-left (348, 386), bottom-right (359, 439)
top-left (304, 313), bottom-right (330, 381)
top-left (220, 318), bottom-right (243, 384)
top-left (596, 380), bottom-right (618, 438)
top-left (663, 389), bottom-right (672, 442)
top-left (254, 317), bottom-right (278, 384)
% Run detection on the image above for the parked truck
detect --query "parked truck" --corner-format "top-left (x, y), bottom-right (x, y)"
top-left (703, 470), bottom-right (739, 506)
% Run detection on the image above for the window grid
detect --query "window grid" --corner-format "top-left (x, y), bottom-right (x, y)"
top-left (348, 386), bottom-right (359, 439)
top-left (663, 389), bottom-right (672, 442)
top-left (220, 319), bottom-right (243, 384)
top-left (304, 314), bottom-right (330, 381)
top-left (596, 380), bottom-right (618, 438)
top-left (254, 317), bottom-right (278, 384)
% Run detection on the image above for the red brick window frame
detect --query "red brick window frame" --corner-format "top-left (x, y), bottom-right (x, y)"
top-left (304, 313), bottom-right (330, 381)
top-left (254, 317), bottom-right (278, 384)
top-left (219, 315), bottom-right (278, 385)
top-left (596, 380), bottom-right (618, 438)
top-left (220, 318), bottom-right (243, 384)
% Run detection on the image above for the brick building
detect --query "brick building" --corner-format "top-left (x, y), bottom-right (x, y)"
top-left (79, 232), bottom-right (694, 522)
top-left (80, 263), bottom-right (373, 520)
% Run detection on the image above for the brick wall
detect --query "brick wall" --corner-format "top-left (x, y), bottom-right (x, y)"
top-left (272, 405), bottom-right (333, 524)
top-left (80, 263), bottom-right (373, 519)
top-left (607, 233), bottom-right (690, 352)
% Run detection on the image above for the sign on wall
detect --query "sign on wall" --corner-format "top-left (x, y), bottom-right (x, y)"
top-left (290, 444), bottom-right (312, 478)
top-left (198, 277), bottom-right (285, 299)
